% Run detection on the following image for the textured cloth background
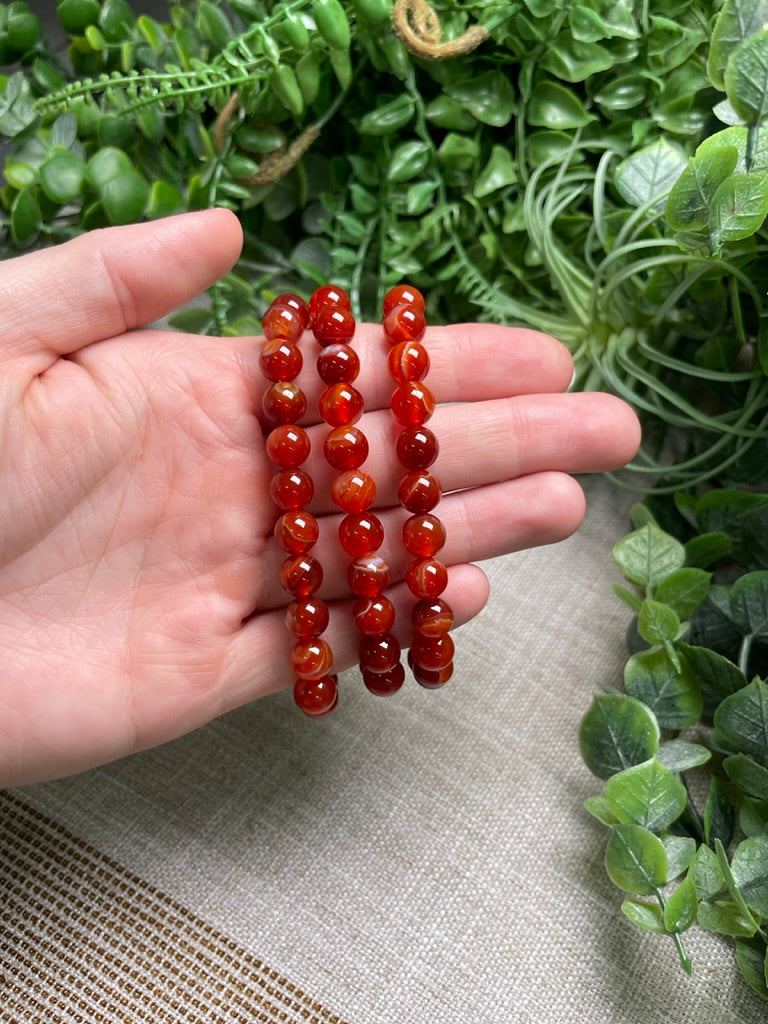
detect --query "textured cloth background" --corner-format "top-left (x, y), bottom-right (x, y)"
top-left (4, 477), bottom-right (764, 1024)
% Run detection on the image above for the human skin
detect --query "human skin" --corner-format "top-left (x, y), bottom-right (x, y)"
top-left (0, 208), bottom-right (640, 786)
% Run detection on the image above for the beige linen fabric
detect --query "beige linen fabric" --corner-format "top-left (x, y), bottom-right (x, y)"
top-left (2, 477), bottom-right (765, 1023)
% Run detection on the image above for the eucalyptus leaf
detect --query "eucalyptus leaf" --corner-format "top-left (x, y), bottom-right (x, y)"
top-left (707, 0), bottom-right (768, 90)
top-left (664, 875), bottom-right (698, 933)
top-left (604, 758), bottom-right (687, 832)
top-left (653, 568), bottom-right (711, 619)
top-left (709, 172), bottom-right (768, 254)
top-left (730, 836), bottom-right (768, 916)
top-left (657, 740), bottom-right (711, 773)
top-left (725, 27), bottom-right (768, 126)
top-left (624, 648), bottom-right (702, 730)
top-left (605, 823), bottom-right (668, 896)
top-left (613, 523), bottom-right (686, 589)
top-left (663, 835), bottom-right (697, 882)
top-left (735, 938), bottom-right (768, 1000)
top-left (665, 147), bottom-right (739, 232)
top-left (716, 680), bottom-right (768, 766)
top-left (637, 599), bottom-right (682, 646)
top-left (579, 693), bottom-right (660, 780)
top-left (724, 754), bottom-right (768, 800)
top-left (728, 572), bottom-right (768, 639)
top-left (621, 898), bottom-right (666, 933)
top-left (615, 139), bottom-right (688, 210)
top-left (704, 775), bottom-right (736, 849)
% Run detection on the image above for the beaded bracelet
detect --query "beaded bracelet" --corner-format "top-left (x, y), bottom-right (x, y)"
top-left (382, 285), bottom-right (455, 688)
top-left (261, 292), bottom-right (338, 718)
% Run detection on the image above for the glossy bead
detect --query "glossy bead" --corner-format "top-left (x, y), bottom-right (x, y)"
top-left (262, 303), bottom-right (304, 343)
top-left (408, 653), bottom-right (453, 690)
top-left (274, 511), bottom-right (319, 554)
top-left (398, 470), bottom-right (442, 513)
top-left (348, 555), bottom-right (391, 597)
top-left (317, 343), bottom-right (360, 384)
top-left (312, 306), bottom-right (356, 346)
top-left (272, 292), bottom-right (310, 329)
top-left (339, 512), bottom-right (384, 556)
top-left (382, 284), bottom-right (425, 315)
top-left (388, 341), bottom-right (430, 383)
top-left (291, 637), bottom-right (334, 680)
top-left (396, 425), bottom-right (439, 470)
top-left (323, 425), bottom-right (369, 470)
top-left (412, 598), bottom-right (454, 636)
top-left (406, 557), bottom-right (448, 598)
top-left (359, 632), bottom-right (401, 674)
top-left (269, 468), bottom-right (314, 510)
top-left (383, 304), bottom-right (426, 345)
top-left (309, 285), bottom-right (351, 321)
top-left (363, 663), bottom-right (406, 697)
top-left (402, 514), bottom-right (446, 557)
top-left (390, 381), bottom-right (435, 426)
top-left (259, 338), bottom-right (303, 382)
top-left (294, 674), bottom-right (338, 717)
top-left (286, 597), bottom-right (329, 638)
top-left (280, 554), bottom-right (323, 596)
top-left (263, 381), bottom-right (307, 425)
top-left (266, 424), bottom-right (310, 468)
top-left (319, 383), bottom-right (364, 426)
top-left (410, 632), bottom-right (455, 671)
top-left (331, 470), bottom-right (376, 512)
top-left (353, 595), bottom-right (396, 635)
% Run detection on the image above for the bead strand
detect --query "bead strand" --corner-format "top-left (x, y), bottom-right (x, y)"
top-left (261, 292), bottom-right (338, 718)
top-left (383, 285), bottom-right (455, 689)
top-left (311, 285), bottom-right (405, 698)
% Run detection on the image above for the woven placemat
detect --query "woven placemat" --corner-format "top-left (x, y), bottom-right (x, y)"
top-left (0, 791), bottom-right (348, 1024)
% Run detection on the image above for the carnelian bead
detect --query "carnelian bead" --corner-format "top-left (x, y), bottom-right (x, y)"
top-left (410, 632), bottom-right (455, 671)
top-left (339, 512), bottom-right (384, 556)
top-left (272, 292), bottom-right (310, 329)
top-left (260, 339), bottom-right (303, 382)
top-left (274, 511), bottom-right (319, 554)
top-left (263, 381), bottom-right (307, 425)
top-left (352, 595), bottom-right (396, 635)
top-left (286, 597), bottom-right (329, 638)
top-left (317, 343), bottom-right (360, 384)
top-left (319, 383), bottom-right (364, 426)
top-left (383, 284), bottom-right (425, 315)
top-left (309, 284), bottom-right (350, 321)
top-left (406, 558), bottom-right (448, 598)
top-left (348, 555), bottom-right (391, 597)
top-left (396, 426), bottom-right (439, 469)
top-left (269, 468), bottom-right (314, 510)
top-left (402, 514), bottom-right (446, 557)
top-left (359, 632), bottom-right (401, 674)
top-left (266, 424), bottom-right (310, 468)
top-left (390, 381), bottom-right (435, 426)
top-left (408, 653), bottom-right (453, 690)
top-left (363, 663), bottom-right (406, 696)
top-left (291, 637), bottom-right (334, 680)
top-left (280, 554), bottom-right (323, 596)
top-left (331, 470), bottom-right (376, 512)
top-left (388, 341), bottom-right (430, 383)
top-left (312, 306), bottom-right (356, 346)
top-left (262, 303), bottom-right (304, 343)
top-left (294, 674), bottom-right (338, 717)
top-left (382, 304), bottom-right (426, 345)
top-left (324, 425), bottom-right (369, 470)
top-left (398, 470), bottom-right (442, 513)
top-left (412, 598), bottom-right (454, 636)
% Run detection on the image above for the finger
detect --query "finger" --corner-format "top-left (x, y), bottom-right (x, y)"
top-left (2, 209), bottom-right (242, 368)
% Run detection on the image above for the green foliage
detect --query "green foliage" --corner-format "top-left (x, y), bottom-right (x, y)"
top-left (580, 485), bottom-right (768, 998)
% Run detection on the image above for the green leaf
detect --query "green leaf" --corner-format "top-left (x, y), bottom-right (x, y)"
top-left (446, 72), bottom-right (516, 127)
top-left (715, 680), bottom-right (768, 766)
top-left (100, 171), bottom-right (149, 225)
top-left (725, 27), bottom-right (768, 125)
top-left (665, 148), bottom-right (739, 232)
top-left (146, 180), bottom-right (183, 219)
top-left (613, 584), bottom-right (643, 613)
top-left (698, 900), bottom-right (759, 936)
top-left (637, 599), bottom-right (682, 646)
top-left (473, 145), bottom-right (517, 198)
top-left (613, 523), bottom-right (686, 589)
top-left (740, 795), bottom-right (768, 837)
top-left (388, 140), bottom-right (431, 184)
top-left (735, 938), bottom-right (768, 1000)
top-left (691, 844), bottom-right (729, 902)
top-left (683, 531), bottom-right (733, 569)
top-left (39, 150), bottom-right (86, 204)
top-left (657, 740), bottom-right (711, 772)
top-left (653, 568), bottom-right (711, 619)
top-left (168, 307), bottom-right (215, 334)
top-left (625, 648), bottom-right (702, 731)
top-left (604, 758), bottom-right (688, 832)
top-left (725, 754), bottom-right (768, 800)
top-left (615, 139), bottom-right (688, 210)
top-left (664, 875), bottom-right (698, 933)
top-left (704, 775), bottom-right (736, 848)
top-left (621, 898), bottom-right (666, 933)
top-left (663, 835), bottom-right (697, 882)
top-left (709, 173), bottom-right (768, 254)
top-left (579, 693), bottom-right (660, 780)
top-left (708, 0), bottom-right (768, 90)
top-left (540, 32), bottom-right (614, 82)
top-left (605, 823), bottom-right (668, 896)
top-left (10, 188), bottom-right (41, 247)
top-left (731, 835), bottom-right (768, 916)
top-left (716, 837), bottom-right (763, 930)
top-left (528, 81), bottom-right (595, 129)
top-left (584, 795), bottom-right (620, 825)
top-left (729, 571), bottom-right (768, 639)
top-left (87, 147), bottom-right (133, 188)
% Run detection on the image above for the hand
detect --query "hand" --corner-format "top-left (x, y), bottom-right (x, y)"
top-left (0, 210), bottom-right (640, 786)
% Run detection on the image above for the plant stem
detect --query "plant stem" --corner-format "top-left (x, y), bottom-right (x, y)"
top-left (738, 634), bottom-right (753, 678)
top-left (654, 888), bottom-right (692, 975)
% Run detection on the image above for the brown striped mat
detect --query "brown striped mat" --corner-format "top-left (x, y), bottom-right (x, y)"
top-left (0, 791), bottom-right (348, 1024)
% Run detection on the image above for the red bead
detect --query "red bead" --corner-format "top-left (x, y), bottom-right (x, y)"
top-left (353, 595), bottom-right (396, 635)
top-left (406, 558), bottom-right (448, 598)
top-left (388, 341), bottom-right (430, 383)
top-left (398, 470), bottom-right (442, 513)
top-left (262, 303), bottom-right (304, 343)
top-left (319, 383), bottom-right (364, 426)
top-left (317, 343), bottom-right (360, 384)
top-left (272, 292), bottom-right (310, 328)
top-left (324, 425), bottom-right (369, 470)
top-left (396, 426), bottom-right (439, 469)
top-left (266, 424), bottom-right (310, 467)
top-left (339, 512), bottom-right (384, 556)
top-left (312, 306), bottom-right (356, 346)
top-left (412, 598), bottom-right (454, 636)
top-left (274, 511), bottom-right (319, 554)
top-left (294, 674), bottom-right (338, 717)
top-left (286, 597), bottom-right (329, 638)
top-left (291, 637), bottom-right (334, 680)
top-left (280, 554), bottom-right (323, 596)
top-left (410, 632), bottom-right (455, 671)
top-left (363, 663), bottom-right (406, 696)
top-left (382, 304), bottom-right (426, 345)
top-left (359, 632), bottom-right (401, 674)
top-left (331, 470), bottom-right (376, 513)
top-left (402, 514), bottom-right (446, 557)
top-left (408, 653), bottom-right (453, 690)
top-left (309, 284), bottom-right (351, 321)
top-left (348, 555), bottom-right (391, 597)
top-left (260, 338), bottom-right (303, 382)
top-left (390, 381), bottom-right (435, 426)
top-left (269, 468), bottom-right (314, 510)
top-left (382, 284), bottom-right (425, 315)
top-left (263, 381), bottom-right (307, 425)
